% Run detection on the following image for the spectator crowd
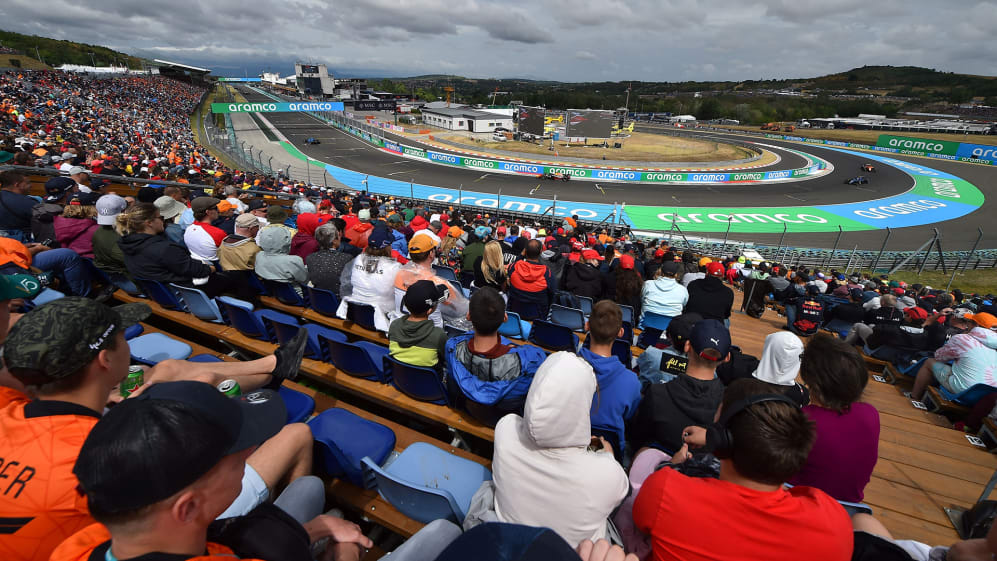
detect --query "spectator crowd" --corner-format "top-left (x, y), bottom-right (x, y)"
top-left (2, 69), bottom-right (997, 561)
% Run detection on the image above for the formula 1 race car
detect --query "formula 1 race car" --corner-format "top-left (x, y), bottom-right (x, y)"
top-left (541, 171), bottom-right (571, 181)
top-left (305, 137), bottom-right (321, 145)
top-left (845, 176), bottom-right (869, 185)
top-left (860, 163), bottom-right (876, 172)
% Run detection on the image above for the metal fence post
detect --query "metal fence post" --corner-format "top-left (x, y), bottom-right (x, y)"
top-left (306, 157), bottom-right (311, 185)
top-left (871, 227), bottom-right (892, 272)
top-left (721, 216), bottom-right (733, 256)
top-left (775, 223), bottom-right (788, 264)
top-left (826, 226), bottom-right (843, 269)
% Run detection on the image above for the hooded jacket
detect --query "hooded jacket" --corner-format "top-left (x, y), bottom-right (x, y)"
top-left (479, 352), bottom-right (629, 546)
top-left (254, 227), bottom-right (307, 285)
top-left (53, 216), bottom-right (97, 258)
top-left (444, 333), bottom-right (547, 404)
top-left (118, 232), bottom-right (211, 284)
top-left (343, 221), bottom-right (373, 249)
top-left (388, 315), bottom-right (447, 368)
top-left (91, 225), bottom-right (128, 276)
top-left (685, 275), bottom-right (734, 320)
top-left (564, 261), bottom-right (606, 299)
top-left (218, 233), bottom-right (260, 271)
top-left (508, 259), bottom-right (554, 316)
top-left (627, 372), bottom-right (724, 454)
top-left (578, 346), bottom-right (642, 450)
top-left (289, 213), bottom-right (325, 260)
top-left (641, 277), bottom-right (689, 319)
top-left (933, 327), bottom-right (997, 394)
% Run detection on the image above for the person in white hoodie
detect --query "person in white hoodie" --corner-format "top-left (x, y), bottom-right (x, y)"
top-left (751, 331), bottom-right (810, 407)
top-left (464, 352), bottom-right (629, 548)
top-left (640, 261), bottom-right (688, 328)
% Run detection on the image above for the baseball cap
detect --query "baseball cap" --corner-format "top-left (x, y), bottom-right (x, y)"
top-left (689, 318), bottom-right (731, 361)
top-left (358, 209), bottom-right (371, 220)
top-left (247, 199), bottom-right (268, 211)
top-left (154, 196), bottom-right (186, 221)
top-left (0, 274), bottom-right (43, 301)
top-left (403, 280), bottom-right (449, 315)
top-left (474, 225), bottom-right (491, 239)
top-left (4, 298), bottom-right (151, 385)
top-left (666, 312), bottom-right (703, 350)
top-left (737, 256), bottom-right (746, 264)
top-left (965, 312), bottom-right (997, 329)
top-left (619, 254), bottom-right (634, 270)
top-left (67, 166), bottom-right (88, 176)
top-left (496, 226), bottom-right (507, 236)
top-left (216, 200), bottom-right (235, 213)
top-left (235, 213), bottom-right (260, 229)
top-left (73, 381), bottom-right (286, 516)
top-left (571, 240), bottom-right (584, 251)
top-left (409, 231), bottom-right (439, 253)
top-left (190, 196), bottom-right (220, 213)
top-left (706, 262), bottom-right (724, 277)
top-left (904, 306), bottom-right (928, 321)
top-left (387, 213), bottom-right (403, 224)
top-left (849, 287), bottom-right (865, 300)
top-left (367, 227), bottom-right (393, 249)
top-left (267, 205), bottom-right (288, 223)
top-left (580, 249), bottom-right (604, 261)
top-left (654, 249), bottom-right (665, 258)
top-left (96, 194), bottom-right (128, 225)
top-left (44, 176), bottom-right (74, 201)
top-left (698, 257), bottom-right (712, 267)
top-left (661, 261), bottom-right (681, 277)
top-left (69, 191), bottom-right (101, 206)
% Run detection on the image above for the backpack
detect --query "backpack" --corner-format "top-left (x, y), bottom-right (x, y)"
top-left (31, 202), bottom-right (63, 247)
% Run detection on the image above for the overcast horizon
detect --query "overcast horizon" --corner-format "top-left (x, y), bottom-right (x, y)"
top-left (4, 0), bottom-right (996, 82)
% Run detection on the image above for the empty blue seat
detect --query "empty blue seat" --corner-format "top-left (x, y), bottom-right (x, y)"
top-left (432, 265), bottom-right (458, 283)
top-left (577, 296), bottom-right (594, 317)
top-left (383, 356), bottom-right (448, 405)
top-left (278, 386), bottom-right (316, 424)
top-left (27, 288), bottom-right (65, 309)
top-left (548, 305), bottom-right (585, 332)
top-left (262, 278), bottom-right (309, 307)
top-left (939, 383), bottom-right (997, 408)
top-left (260, 310), bottom-right (347, 361)
top-left (135, 279), bottom-right (186, 311)
top-left (129, 332), bottom-right (192, 365)
top-left (362, 442), bottom-right (491, 524)
top-left (216, 296), bottom-right (274, 342)
top-left (321, 336), bottom-right (388, 382)
top-left (640, 311), bottom-right (673, 331)
top-left (170, 284), bottom-right (224, 323)
top-left (346, 302), bottom-right (378, 332)
top-left (620, 305), bottom-right (635, 326)
top-left (306, 286), bottom-right (341, 317)
top-left (310, 408), bottom-right (396, 488)
top-left (528, 320), bottom-right (579, 353)
top-left (498, 311), bottom-right (532, 340)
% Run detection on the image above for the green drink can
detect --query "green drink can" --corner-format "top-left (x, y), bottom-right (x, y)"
top-left (217, 379), bottom-right (241, 397)
top-left (120, 366), bottom-right (144, 397)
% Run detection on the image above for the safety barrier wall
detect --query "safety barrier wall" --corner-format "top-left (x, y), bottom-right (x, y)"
top-left (762, 133), bottom-right (997, 166)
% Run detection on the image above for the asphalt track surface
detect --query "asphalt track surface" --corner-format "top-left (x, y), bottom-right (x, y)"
top-left (239, 87), bottom-right (997, 252)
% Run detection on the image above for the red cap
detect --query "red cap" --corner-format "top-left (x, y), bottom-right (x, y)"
top-left (496, 226), bottom-right (506, 234)
top-left (905, 306), bottom-right (928, 320)
top-left (706, 262), bottom-right (725, 277)
top-left (571, 240), bottom-right (584, 251)
top-left (557, 227), bottom-right (564, 235)
top-left (581, 249), bottom-right (604, 261)
top-left (893, 288), bottom-right (905, 296)
top-left (654, 249), bottom-right (665, 258)
top-left (587, 236), bottom-right (597, 246)
top-left (619, 254), bottom-right (635, 269)
top-left (521, 231), bottom-right (531, 239)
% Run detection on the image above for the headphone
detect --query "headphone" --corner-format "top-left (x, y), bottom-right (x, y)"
top-left (706, 394), bottom-right (800, 459)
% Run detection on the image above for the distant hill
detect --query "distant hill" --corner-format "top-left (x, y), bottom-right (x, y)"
top-left (0, 29), bottom-right (145, 69)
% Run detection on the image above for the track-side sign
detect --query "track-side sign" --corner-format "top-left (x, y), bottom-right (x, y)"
top-left (210, 102), bottom-right (345, 113)
top-left (217, 78), bottom-right (262, 82)
top-left (876, 135), bottom-right (961, 157)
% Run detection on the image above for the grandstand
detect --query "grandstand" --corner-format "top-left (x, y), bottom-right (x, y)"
top-left (3, 68), bottom-right (997, 558)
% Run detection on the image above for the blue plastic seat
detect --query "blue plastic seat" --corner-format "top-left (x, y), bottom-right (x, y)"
top-left (246, 273), bottom-right (269, 295)
top-left (383, 356), bottom-right (449, 405)
top-left (129, 332), bottom-right (192, 365)
top-left (432, 265), bottom-right (458, 283)
top-left (216, 296), bottom-right (274, 342)
top-left (260, 310), bottom-right (347, 361)
top-left (498, 311), bottom-right (532, 340)
top-left (135, 279), bottom-right (186, 311)
top-left (621, 321), bottom-right (635, 346)
top-left (528, 320), bottom-right (579, 352)
top-left (170, 284), bottom-right (224, 323)
top-left (362, 442), bottom-right (492, 524)
top-left (582, 337), bottom-right (634, 370)
top-left (939, 383), bottom-right (997, 408)
top-left (188, 354), bottom-right (222, 363)
top-left (306, 286), bottom-right (341, 317)
top-left (321, 336), bottom-right (388, 382)
top-left (462, 394), bottom-right (527, 428)
top-left (640, 311), bottom-right (673, 331)
top-left (123, 324), bottom-right (144, 340)
top-left (577, 296), bottom-right (594, 317)
top-left (444, 324), bottom-right (469, 339)
top-left (620, 305), bottom-right (635, 326)
top-left (310, 408), bottom-right (396, 487)
top-left (548, 304), bottom-right (586, 332)
top-left (346, 302), bottom-right (378, 332)
top-left (278, 385), bottom-right (316, 424)
top-left (27, 288), bottom-right (65, 309)
top-left (508, 298), bottom-right (543, 322)
top-left (262, 278), bottom-right (309, 307)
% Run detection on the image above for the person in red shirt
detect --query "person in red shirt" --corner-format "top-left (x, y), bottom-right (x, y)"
top-left (633, 378), bottom-right (853, 561)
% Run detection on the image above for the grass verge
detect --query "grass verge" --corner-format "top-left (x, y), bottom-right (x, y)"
top-left (851, 268), bottom-right (996, 295)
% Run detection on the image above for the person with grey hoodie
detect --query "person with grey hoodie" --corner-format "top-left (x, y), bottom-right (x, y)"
top-left (255, 226), bottom-right (307, 294)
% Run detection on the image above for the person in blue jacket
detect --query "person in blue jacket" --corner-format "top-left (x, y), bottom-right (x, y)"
top-left (444, 287), bottom-right (547, 421)
top-left (577, 299), bottom-right (642, 455)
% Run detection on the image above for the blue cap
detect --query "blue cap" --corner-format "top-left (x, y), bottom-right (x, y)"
top-left (474, 225), bottom-right (491, 239)
top-left (367, 226), bottom-right (393, 249)
top-left (849, 287), bottom-right (865, 300)
top-left (689, 319), bottom-right (731, 361)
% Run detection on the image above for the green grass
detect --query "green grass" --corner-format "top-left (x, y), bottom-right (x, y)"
top-left (851, 268), bottom-right (997, 295)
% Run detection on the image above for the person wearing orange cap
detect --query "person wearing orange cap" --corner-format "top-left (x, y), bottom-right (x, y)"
top-left (911, 311), bottom-right (997, 401)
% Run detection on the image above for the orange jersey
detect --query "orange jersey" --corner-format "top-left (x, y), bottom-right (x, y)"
top-left (51, 523), bottom-right (262, 561)
top-left (0, 388), bottom-right (98, 561)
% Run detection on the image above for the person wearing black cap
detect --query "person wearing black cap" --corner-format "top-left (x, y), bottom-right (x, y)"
top-left (388, 280), bottom-right (448, 368)
top-left (33, 176), bottom-right (77, 245)
top-left (634, 312), bottom-right (703, 387)
top-left (822, 287), bottom-right (868, 336)
top-left (627, 319), bottom-right (729, 455)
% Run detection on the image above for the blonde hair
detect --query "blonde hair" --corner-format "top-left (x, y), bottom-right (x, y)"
top-left (116, 202), bottom-right (158, 236)
top-left (481, 241), bottom-right (505, 286)
top-left (438, 236), bottom-right (458, 261)
top-left (62, 204), bottom-right (98, 219)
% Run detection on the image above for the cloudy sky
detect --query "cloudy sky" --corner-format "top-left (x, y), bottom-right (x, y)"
top-left (5, 0), bottom-right (996, 82)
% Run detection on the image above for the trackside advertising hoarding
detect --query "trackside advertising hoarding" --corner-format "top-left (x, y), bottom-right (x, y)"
top-left (217, 78), bottom-right (262, 82)
top-left (763, 133), bottom-right (997, 165)
top-left (210, 102), bottom-right (345, 113)
top-left (876, 135), bottom-right (961, 156)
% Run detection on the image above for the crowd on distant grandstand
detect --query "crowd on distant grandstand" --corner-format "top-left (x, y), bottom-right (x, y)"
top-left (2, 69), bottom-right (997, 561)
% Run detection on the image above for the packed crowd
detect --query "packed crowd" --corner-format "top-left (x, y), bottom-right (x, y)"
top-left (1, 70), bottom-right (997, 561)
